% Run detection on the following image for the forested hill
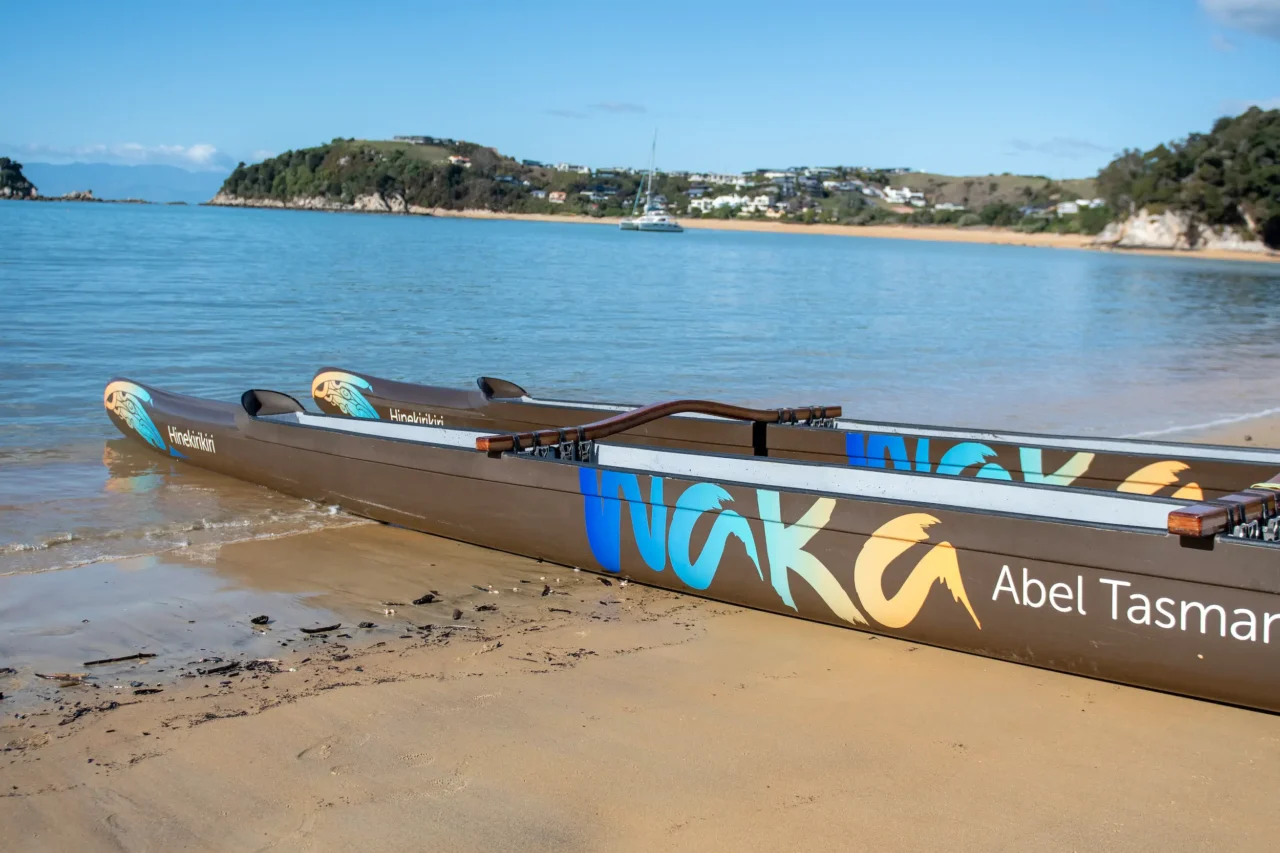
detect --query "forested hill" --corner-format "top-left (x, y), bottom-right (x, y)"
top-left (0, 158), bottom-right (37, 198)
top-left (216, 138), bottom-right (611, 213)
top-left (1097, 106), bottom-right (1280, 247)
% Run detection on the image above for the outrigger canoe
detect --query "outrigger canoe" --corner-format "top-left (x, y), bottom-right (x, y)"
top-left (311, 367), bottom-right (1280, 501)
top-left (107, 378), bottom-right (1280, 710)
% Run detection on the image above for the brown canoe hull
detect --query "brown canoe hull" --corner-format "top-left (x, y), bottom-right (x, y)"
top-left (108, 379), bottom-right (1280, 712)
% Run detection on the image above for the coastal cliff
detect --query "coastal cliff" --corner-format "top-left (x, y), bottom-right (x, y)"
top-left (208, 190), bottom-right (427, 215)
top-left (1094, 209), bottom-right (1272, 253)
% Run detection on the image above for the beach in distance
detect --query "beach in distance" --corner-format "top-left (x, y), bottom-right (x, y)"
top-left (269, 203), bottom-right (1280, 264)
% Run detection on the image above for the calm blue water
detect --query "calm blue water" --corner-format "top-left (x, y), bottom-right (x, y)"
top-left (3, 200), bottom-right (1280, 570)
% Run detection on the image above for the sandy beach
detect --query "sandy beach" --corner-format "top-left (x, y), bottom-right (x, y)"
top-left (420, 207), bottom-right (1280, 264)
top-left (3, 418), bottom-right (1280, 851)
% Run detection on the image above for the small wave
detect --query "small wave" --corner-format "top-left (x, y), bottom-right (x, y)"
top-left (0, 516), bottom-right (375, 578)
top-left (1123, 405), bottom-right (1280, 439)
top-left (0, 532), bottom-right (79, 554)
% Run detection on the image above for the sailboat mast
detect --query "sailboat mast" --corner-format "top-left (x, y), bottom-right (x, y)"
top-left (646, 130), bottom-right (656, 208)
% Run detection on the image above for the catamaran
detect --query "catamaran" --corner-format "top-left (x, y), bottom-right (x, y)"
top-left (107, 377), bottom-right (1280, 712)
top-left (620, 131), bottom-right (683, 233)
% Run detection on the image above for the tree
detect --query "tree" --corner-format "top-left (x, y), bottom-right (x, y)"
top-left (979, 201), bottom-right (1020, 227)
top-left (1093, 107), bottom-right (1280, 246)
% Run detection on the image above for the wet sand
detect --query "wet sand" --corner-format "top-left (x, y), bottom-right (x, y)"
top-left (5, 419), bottom-right (1280, 850)
top-left (1188, 412), bottom-right (1280, 448)
top-left (424, 208), bottom-right (1280, 264)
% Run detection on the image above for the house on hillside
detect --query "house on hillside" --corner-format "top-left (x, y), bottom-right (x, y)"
top-left (548, 191), bottom-right (567, 204)
top-left (884, 186), bottom-right (926, 206)
top-left (934, 202), bottom-right (965, 211)
top-left (531, 189), bottom-right (547, 199)
top-left (522, 159), bottom-right (545, 167)
top-left (554, 163), bottom-right (591, 174)
top-left (688, 173), bottom-right (746, 188)
top-left (394, 135), bottom-right (457, 146)
top-left (761, 171), bottom-right (797, 196)
top-left (448, 155), bottom-right (472, 168)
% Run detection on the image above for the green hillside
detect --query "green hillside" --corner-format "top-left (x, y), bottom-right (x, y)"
top-left (217, 138), bottom-right (656, 215)
top-left (888, 172), bottom-right (1098, 209)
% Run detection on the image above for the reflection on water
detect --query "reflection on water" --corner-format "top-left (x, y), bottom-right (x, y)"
top-left (1, 200), bottom-right (1279, 577)
top-left (0, 438), bottom-right (365, 577)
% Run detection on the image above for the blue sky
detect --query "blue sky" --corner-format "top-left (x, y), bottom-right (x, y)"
top-left (3, 0), bottom-right (1278, 178)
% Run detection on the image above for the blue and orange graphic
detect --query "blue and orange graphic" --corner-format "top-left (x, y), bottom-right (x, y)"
top-left (103, 380), bottom-right (181, 456)
top-left (312, 371), bottom-right (379, 419)
top-left (579, 470), bottom-right (981, 631)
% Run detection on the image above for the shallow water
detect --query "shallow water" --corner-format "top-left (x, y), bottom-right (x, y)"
top-left (3, 199), bottom-right (1280, 577)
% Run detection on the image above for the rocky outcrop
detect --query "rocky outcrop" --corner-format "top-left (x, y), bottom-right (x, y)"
top-left (0, 184), bottom-right (37, 199)
top-left (1094, 208), bottom-right (1271, 253)
top-left (207, 191), bottom-right (421, 215)
top-left (60, 190), bottom-right (96, 201)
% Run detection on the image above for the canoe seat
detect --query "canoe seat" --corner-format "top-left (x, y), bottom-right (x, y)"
top-left (242, 389), bottom-right (304, 417)
top-left (477, 376), bottom-right (529, 400)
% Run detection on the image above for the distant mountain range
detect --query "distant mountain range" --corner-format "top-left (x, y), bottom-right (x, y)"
top-left (19, 163), bottom-right (225, 204)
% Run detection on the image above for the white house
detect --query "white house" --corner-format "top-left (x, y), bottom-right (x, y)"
top-left (688, 173), bottom-right (747, 188)
top-left (1056, 201), bottom-right (1080, 215)
top-left (934, 202), bottom-right (965, 211)
top-left (883, 186), bottom-right (926, 206)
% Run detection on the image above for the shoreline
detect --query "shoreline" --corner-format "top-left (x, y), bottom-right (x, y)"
top-left (203, 198), bottom-right (1280, 264)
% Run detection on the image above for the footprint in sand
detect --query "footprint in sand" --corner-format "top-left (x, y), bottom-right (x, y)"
top-left (398, 752), bottom-right (437, 768)
top-left (295, 731), bottom-right (371, 762)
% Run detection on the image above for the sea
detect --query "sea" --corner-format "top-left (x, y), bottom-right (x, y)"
top-left (3, 199), bottom-right (1280, 581)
